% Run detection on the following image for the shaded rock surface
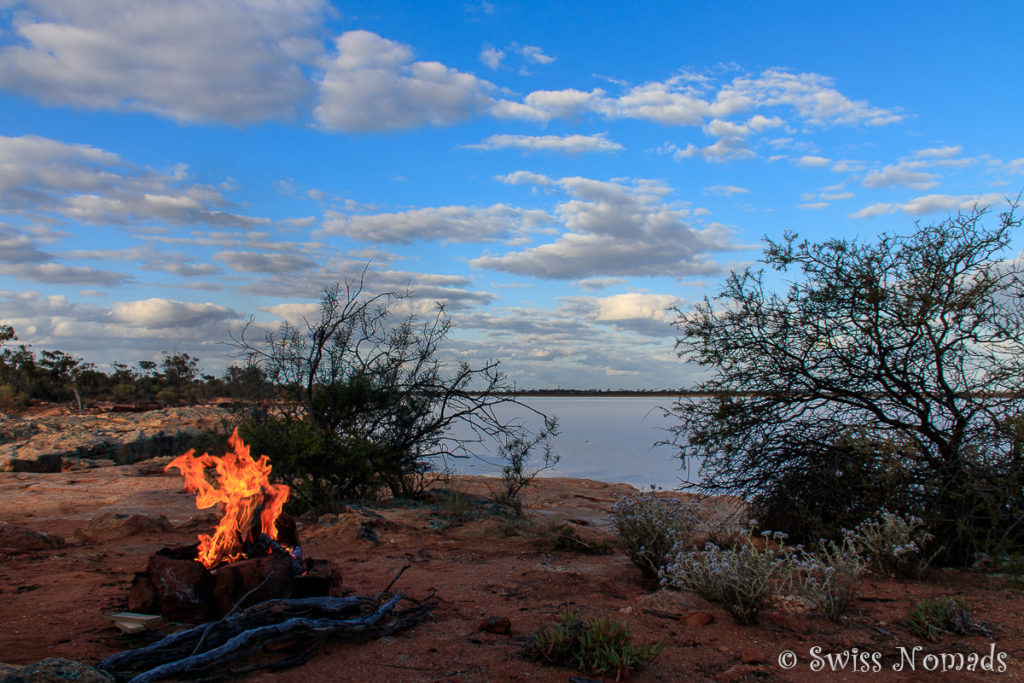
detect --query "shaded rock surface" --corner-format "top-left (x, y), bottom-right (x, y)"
top-left (0, 405), bottom-right (233, 473)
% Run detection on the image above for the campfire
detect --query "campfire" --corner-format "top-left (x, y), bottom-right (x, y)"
top-left (106, 430), bottom-right (435, 681)
top-left (129, 429), bottom-right (336, 622)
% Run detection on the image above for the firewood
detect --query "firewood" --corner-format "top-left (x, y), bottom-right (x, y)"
top-left (100, 590), bottom-right (437, 681)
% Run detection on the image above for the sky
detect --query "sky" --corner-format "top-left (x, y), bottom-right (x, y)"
top-left (1, 0), bottom-right (1022, 390)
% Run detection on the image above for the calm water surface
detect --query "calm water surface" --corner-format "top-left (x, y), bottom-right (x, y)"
top-left (446, 397), bottom-right (694, 490)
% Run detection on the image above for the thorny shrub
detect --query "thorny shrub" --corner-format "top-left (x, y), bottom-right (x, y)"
top-left (855, 509), bottom-right (936, 578)
top-left (527, 606), bottom-right (662, 680)
top-left (610, 491), bottom-right (700, 579)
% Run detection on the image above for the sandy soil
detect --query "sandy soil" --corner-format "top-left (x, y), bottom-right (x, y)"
top-left (1, 459), bottom-right (1023, 681)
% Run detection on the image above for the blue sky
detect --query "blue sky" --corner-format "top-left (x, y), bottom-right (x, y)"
top-left (1, 1), bottom-right (1022, 389)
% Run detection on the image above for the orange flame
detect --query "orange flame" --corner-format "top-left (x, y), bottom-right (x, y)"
top-left (165, 428), bottom-right (289, 569)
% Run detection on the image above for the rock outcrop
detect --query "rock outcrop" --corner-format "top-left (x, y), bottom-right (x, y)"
top-left (0, 405), bottom-right (234, 473)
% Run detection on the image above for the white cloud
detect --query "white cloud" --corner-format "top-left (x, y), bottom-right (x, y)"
top-left (747, 114), bottom-right (785, 132)
top-left (495, 171), bottom-right (554, 186)
top-left (491, 88), bottom-right (603, 122)
top-left (0, 0), bottom-right (325, 123)
top-left (721, 69), bottom-right (902, 126)
top-left (861, 162), bottom-right (940, 190)
top-left (315, 30), bottom-right (495, 131)
top-left (0, 262), bottom-right (132, 286)
top-left (462, 133), bottom-right (623, 154)
top-left (595, 292), bottom-right (681, 323)
top-left (112, 298), bottom-right (238, 329)
top-left (912, 145), bottom-right (962, 159)
top-left (797, 155), bottom-right (832, 168)
top-left (515, 44), bottom-right (555, 65)
top-left (851, 192), bottom-right (1005, 219)
top-left (321, 205), bottom-right (550, 244)
top-left (479, 46), bottom-right (504, 69)
top-left (706, 185), bottom-right (749, 196)
top-left (471, 175), bottom-right (739, 279)
top-left (0, 134), bottom-right (265, 228)
top-left (215, 251), bottom-right (318, 274)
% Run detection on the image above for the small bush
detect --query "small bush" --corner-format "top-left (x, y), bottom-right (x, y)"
top-left (855, 510), bottom-right (935, 578)
top-left (492, 423), bottom-right (558, 517)
top-left (792, 531), bottom-right (868, 622)
top-left (528, 606), bottom-right (661, 679)
top-left (660, 529), bottom-right (794, 624)
top-left (0, 382), bottom-right (29, 412)
top-left (549, 524), bottom-right (613, 555)
top-left (907, 596), bottom-right (991, 641)
top-left (611, 492), bottom-right (700, 579)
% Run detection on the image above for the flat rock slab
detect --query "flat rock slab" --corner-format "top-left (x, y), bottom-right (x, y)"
top-left (0, 405), bottom-right (234, 472)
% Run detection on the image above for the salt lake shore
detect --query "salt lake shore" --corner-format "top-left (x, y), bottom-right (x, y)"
top-left (1, 405), bottom-right (1022, 681)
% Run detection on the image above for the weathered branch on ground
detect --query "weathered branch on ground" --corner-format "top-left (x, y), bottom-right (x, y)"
top-left (100, 588), bottom-right (437, 682)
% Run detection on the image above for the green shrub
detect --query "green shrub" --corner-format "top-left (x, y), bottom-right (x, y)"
top-left (0, 382), bottom-right (29, 412)
top-left (611, 492), bottom-right (699, 579)
top-left (549, 524), bottom-right (613, 555)
top-left (661, 529), bottom-right (795, 624)
top-left (907, 596), bottom-right (991, 641)
top-left (528, 606), bottom-right (661, 679)
top-left (238, 415), bottom-right (380, 514)
top-left (750, 433), bottom-right (918, 548)
top-left (855, 510), bottom-right (936, 578)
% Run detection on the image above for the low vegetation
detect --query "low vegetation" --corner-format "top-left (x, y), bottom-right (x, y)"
top-left (527, 606), bottom-right (662, 679)
top-left (609, 491), bottom-right (699, 579)
top-left (907, 596), bottom-right (992, 641)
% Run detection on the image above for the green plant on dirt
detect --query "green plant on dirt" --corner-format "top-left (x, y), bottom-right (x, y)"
top-left (492, 425), bottom-right (559, 517)
top-left (528, 606), bottom-right (661, 680)
top-left (611, 491), bottom-right (700, 579)
top-left (907, 596), bottom-right (992, 641)
top-left (660, 528), bottom-right (795, 624)
top-left (549, 523), bottom-right (613, 555)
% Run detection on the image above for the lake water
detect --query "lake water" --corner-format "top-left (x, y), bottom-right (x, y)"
top-left (445, 396), bottom-right (694, 490)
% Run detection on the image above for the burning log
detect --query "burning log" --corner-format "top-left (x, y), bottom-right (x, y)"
top-left (130, 431), bottom-right (340, 621)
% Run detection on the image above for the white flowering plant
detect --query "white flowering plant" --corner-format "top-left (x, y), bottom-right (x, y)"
top-left (659, 526), bottom-right (795, 624)
top-left (792, 531), bottom-right (868, 622)
top-left (855, 509), bottom-right (936, 578)
top-left (610, 491), bottom-right (700, 579)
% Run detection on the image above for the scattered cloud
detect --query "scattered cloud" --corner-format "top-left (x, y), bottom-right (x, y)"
top-left (514, 44), bottom-right (555, 65)
top-left (471, 174), bottom-right (739, 279)
top-left (0, 0), bottom-right (325, 124)
top-left (851, 192), bottom-right (1005, 219)
top-left (315, 30), bottom-right (495, 132)
top-left (912, 145), bottom-right (962, 159)
top-left (719, 69), bottom-right (902, 126)
top-left (321, 204), bottom-right (550, 244)
top-left (461, 132), bottom-right (623, 154)
top-left (797, 155), bottom-right (831, 168)
top-left (706, 185), bottom-right (749, 196)
top-left (0, 134), bottom-right (266, 229)
top-left (479, 46), bottom-right (504, 69)
top-left (861, 162), bottom-right (940, 190)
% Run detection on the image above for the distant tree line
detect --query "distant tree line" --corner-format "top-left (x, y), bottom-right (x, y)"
top-left (0, 325), bottom-right (268, 411)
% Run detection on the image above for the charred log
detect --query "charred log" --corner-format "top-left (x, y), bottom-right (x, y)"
top-left (102, 589), bottom-right (437, 681)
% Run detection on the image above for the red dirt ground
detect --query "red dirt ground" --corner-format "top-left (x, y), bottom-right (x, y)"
top-left (1, 461), bottom-right (1023, 681)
